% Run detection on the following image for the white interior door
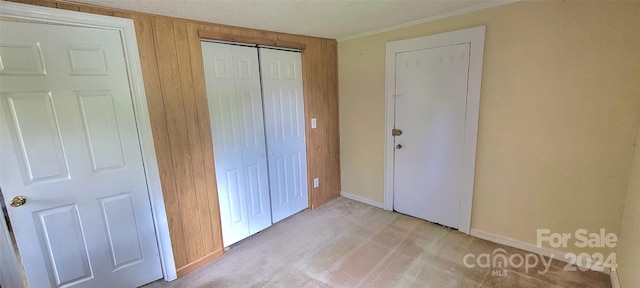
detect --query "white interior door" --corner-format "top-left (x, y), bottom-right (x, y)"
top-left (393, 44), bottom-right (471, 229)
top-left (0, 21), bottom-right (162, 287)
top-left (259, 48), bottom-right (308, 223)
top-left (202, 42), bottom-right (272, 246)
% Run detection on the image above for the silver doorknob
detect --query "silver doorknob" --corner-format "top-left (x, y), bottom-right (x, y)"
top-left (10, 196), bottom-right (26, 207)
top-left (396, 144), bottom-right (402, 149)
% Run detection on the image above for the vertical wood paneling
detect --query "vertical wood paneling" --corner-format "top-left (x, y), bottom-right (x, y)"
top-left (5, 0), bottom-right (37, 5)
top-left (187, 22), bottom-right (225, 252)
top-left (78, 6), bottom-right (114, 16)
top-left (301, 38), bottom-right (317, 208)
top-left (113, 11), bottom-right (192, 270)
top-left (7, 0), bottom-right (55, 7)
top-left (320, 39), bottom-right (331, 205)
top-left (327, 40), bottom-right (341, 205)
top-left (35, 0), bottom-right (57, 8)
top-left (151, 17), bottom-right (205, 265)
top-left (302, 38), bottom-right (331, 208)
top-left (6, 0), bottom-right (339, 277)
top-left (173, 19), bottom-right (216, 256)
top-left (55, 2), bottom-right (78, 11)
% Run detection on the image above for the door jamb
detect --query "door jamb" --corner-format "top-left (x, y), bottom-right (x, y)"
top-left (0, 201), bottom-right (23, 288)
top-left (383, 26), bottom-right (485, 234)
top-left (0, 1), bottom-right (177, 282)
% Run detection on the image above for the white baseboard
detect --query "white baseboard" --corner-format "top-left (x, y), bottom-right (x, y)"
top-left (610, 269), bottom-right (620, 288)
top-left (340, 191), bottom-right (384, 208)
top-left (470, 228), bottom-right (612, 275)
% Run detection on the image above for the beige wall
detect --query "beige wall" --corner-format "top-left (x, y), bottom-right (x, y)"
top-left (618, 126), bottom-right (640, 287)
top-left (338, 0), bottom-right (640, 255)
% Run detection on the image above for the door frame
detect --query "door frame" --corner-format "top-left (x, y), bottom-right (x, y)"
top-left (0, 1), bottom-right (177, 284)
top-left (0, 202), bottom-right (23, 288)
top-left (383, 26), bottom-right (485, 234)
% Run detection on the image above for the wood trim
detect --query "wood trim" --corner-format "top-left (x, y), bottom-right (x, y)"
top-left (198, 30), bottom-right (306, 50)
top-left (176, 249), bottom-right (224, 277)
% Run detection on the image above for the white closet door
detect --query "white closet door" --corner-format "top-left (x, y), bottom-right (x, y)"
top-left (232, 46), bottom-right (272, 235)
top-left (202, 42), bottom-right (271, 246)
top-left (259, 48), bottom-right (308, 223)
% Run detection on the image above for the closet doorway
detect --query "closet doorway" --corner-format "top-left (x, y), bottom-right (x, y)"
top-left (202, 41), bottom-right (308, 247)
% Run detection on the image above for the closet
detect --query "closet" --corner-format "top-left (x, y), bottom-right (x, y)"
top-left (201, 41), bottom-right (308, 246)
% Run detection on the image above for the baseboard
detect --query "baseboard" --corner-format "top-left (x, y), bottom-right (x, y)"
top-left (470, 228), bottom-right (568, 263)
top-left (176, 249), bottom-right (223, 277)
top-left (610, 269), bottom-right (620, 288)
top-left (470, 228), bottom-right (612, 275)
top-left (340, 191), bottom-right (384, 208)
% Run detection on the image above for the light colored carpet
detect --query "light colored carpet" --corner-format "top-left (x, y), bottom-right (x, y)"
top-left (145, 197), bottom-right (610, 288)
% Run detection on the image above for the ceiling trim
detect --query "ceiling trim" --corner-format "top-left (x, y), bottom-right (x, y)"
top-left (336, 0), bottom-right (518, 42)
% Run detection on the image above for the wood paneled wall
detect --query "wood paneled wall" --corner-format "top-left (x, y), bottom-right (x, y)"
top-left (6, 0), bottom-right (341, 276)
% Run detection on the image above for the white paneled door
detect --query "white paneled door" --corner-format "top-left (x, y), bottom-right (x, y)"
top-left (0, 21), bottom-right (162, 287)
top-left (203, 43), bottom-right (308, 245)
top-left (393, 44), bottom-right (471, 229)
top-left (259, 48), bottom-right (308, 223)
top-left (202, 42), bottom-right (272, 246)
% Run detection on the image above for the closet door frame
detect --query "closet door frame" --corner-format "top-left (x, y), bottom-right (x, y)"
top-left (197, 31), bottom-right (319, 211)
top-left (202, 40), bottom-right (309, 247)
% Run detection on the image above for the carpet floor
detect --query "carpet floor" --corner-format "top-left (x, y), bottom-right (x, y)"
top-left (145, 197), bottom-right (611, 288)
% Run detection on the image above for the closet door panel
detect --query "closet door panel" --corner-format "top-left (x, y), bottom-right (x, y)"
top-left (259, 48), bottom-right (308, 223)
top-left (202, 42), bottom-right (250, 246)
top-left (231, 46), bottom-right (272, 234)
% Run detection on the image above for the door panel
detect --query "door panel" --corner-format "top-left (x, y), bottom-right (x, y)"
top-left (202, 42), bottom-right (271, 246)
top-left (36, 204), bottom-right (92, 287)
top-left (66, 45), bottom-right (109, 75)
top-left (76, 91), bottom-right (125, 172)
top-left (203, 42), bottom-right (250, 246)
top-left (4, 92), bottom-right (69, 183)
top-left (0, 42), bottom-right (46, 75)
top-left (0, 21), bottom-right (162, 287)
top-left (393, 44), bottom-right (470, 229)
top-left (259, 48), bottom-right (308, 223)
top-left (231, 49), bottom-right (271, 234)
top-left (99, 194), bottom-right (144, 270)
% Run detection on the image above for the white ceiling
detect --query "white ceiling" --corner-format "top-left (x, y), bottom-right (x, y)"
top-left (72, 0), bottom-right (507, 40)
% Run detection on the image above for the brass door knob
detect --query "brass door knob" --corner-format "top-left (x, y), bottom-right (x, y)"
top-left (10, 196), bottom-right (26, 207)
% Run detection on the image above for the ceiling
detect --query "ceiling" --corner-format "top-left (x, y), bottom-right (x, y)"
top-left (72, 0), bottom-right (507, 40)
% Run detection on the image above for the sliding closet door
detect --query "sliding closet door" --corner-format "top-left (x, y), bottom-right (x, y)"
top-left (202, 42), bottom-right (271, 246)
top-left (259, 48), bottom-right (309, 223)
